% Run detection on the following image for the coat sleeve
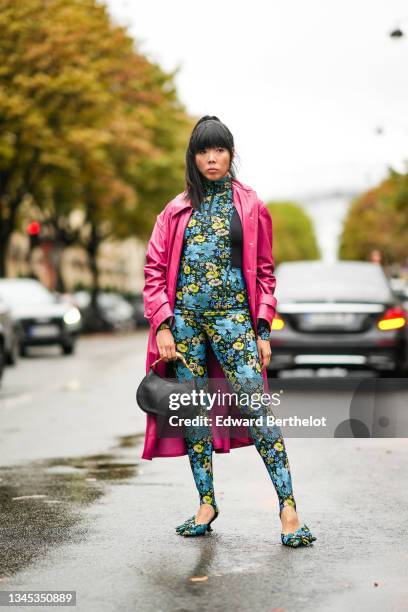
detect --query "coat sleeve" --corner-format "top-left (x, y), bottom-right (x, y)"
top-left (255, 200), bottom-right (277, 327)
top-left (142, 210), bottom-right (174, 335)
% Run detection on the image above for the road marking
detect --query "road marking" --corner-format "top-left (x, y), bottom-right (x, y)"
top-left (12, 494), bottom-right (48, 501)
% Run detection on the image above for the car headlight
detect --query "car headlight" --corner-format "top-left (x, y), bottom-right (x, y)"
top-left (63, 307), bottom-right (81, 326)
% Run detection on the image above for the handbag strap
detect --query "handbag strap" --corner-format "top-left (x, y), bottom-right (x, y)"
top-left (151, 351), bottom-right (196, 376)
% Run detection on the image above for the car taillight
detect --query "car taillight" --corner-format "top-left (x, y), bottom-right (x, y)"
top-left (377, 306), bottom-right (406, 331)
top-left (271, 313), bottom-right (285, 330)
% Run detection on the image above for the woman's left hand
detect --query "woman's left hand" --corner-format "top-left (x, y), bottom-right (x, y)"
top-left (257, 337), bottom-right (272, 370)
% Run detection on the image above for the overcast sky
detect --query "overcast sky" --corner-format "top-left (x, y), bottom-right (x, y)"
top-left (105, 0), bottom-right (408, 201)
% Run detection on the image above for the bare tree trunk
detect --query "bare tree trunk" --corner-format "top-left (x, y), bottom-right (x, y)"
top-left (88, 221), bottom-right (100, 310)
top-left (0, 195), bottom-right (22, 277)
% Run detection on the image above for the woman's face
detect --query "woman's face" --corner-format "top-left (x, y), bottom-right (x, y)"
top-left (195, 146), bottom-right (232, 181)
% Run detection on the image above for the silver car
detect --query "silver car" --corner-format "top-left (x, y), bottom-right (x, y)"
top-left (0, 293), bottom-right (19, 365)
top-left (0, 279), bottom-right (82, 356)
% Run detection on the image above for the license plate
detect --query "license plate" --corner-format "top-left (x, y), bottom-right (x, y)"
top-left (30, 324), bottom-right (60, 337)
top-left (300, 313), bottom-right (357, 328)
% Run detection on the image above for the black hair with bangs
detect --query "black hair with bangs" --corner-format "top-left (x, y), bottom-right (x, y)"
top-left (184, 115), bottom-right (236, 209)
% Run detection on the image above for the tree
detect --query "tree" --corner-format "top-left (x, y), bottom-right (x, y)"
top-left (0, 0), bottom-right (192, 282)
top-left (338, 167), bottom-right (408, 265)
top-left (266, 201), bottom-right (320, 263)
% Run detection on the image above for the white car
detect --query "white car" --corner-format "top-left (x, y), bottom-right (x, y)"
top-left (0, 278), bottom-right (82, 356)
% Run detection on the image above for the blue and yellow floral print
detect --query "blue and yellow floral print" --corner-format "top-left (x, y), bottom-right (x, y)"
top-left (175, 174), bottom-right (248, 311)
top-left (171, 173), bottom-right (292, 518)
top-left (172, 307), bottom-right (297, 516)
top-left (174, 174), bottom-right (270, 340)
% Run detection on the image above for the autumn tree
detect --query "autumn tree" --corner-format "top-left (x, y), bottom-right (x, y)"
top-left (0, 0), bottom-right (192, 285)
top-left (338, 168), bottom-right (408, 265)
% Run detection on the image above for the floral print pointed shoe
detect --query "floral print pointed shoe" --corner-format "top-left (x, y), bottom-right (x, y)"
top-left (175, 516), bottom-right (196, 533)
top-left (175, 504), bottom-right (219, 537)
top-left (281, 524), bottom-right (317, 547)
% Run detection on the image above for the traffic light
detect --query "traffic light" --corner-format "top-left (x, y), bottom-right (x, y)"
top-left (27, 221), bottom-right (41, 249)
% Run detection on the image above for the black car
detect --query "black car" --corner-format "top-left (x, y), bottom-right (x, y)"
top-left (0, 279), bottom-right (82, 356)
top-left (73, 290), bottom-right (135, 333)
top-left (268, 261), bottom-right (408, 377)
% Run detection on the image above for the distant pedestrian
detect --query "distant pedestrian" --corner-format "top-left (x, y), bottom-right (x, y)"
top-left (370, 248), bottom-right (382, 264)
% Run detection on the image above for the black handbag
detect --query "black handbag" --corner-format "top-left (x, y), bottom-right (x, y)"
top-left (136, 351), bottom-right (198, 419)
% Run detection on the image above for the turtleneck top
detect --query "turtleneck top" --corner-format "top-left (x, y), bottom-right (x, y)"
top-left (157, 174), bottom-right (271, 340)
top-left (200, 175), bottom-right (243, 267)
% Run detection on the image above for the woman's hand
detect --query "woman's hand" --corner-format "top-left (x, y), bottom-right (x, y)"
top-left (257, 336), bottom-right (272, 370)
top-left (156, 328), bottom-right (177, 362)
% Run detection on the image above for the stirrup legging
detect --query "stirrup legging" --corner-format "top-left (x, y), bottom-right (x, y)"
top-left (171, 306), bottom-right (297, 515)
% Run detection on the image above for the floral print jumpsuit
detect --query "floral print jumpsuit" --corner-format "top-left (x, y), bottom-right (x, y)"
top-left (157, 175), bottom-right (297, 517)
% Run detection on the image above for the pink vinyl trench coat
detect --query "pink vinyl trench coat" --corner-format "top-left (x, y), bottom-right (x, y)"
top-left (140, 178), bottom-right (278, 460)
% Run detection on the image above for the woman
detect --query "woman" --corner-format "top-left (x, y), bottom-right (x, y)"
top-left (142, 116), bottom-right (316, 547)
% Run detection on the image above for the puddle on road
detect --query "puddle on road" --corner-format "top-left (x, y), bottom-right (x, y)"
top-left (0, 431), bottom-right (143, 580)
top-left (117, 433), bottom-right (145, 448)
top-left (41, 454), bottom-right (139, 482)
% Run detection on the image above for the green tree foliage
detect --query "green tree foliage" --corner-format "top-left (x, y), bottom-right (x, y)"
top-left (338, 168), bottom-right (408, 264)
top-left (0, 0), bottom-right (192, 279)
top-left (266, 201), bottom-right (320, 263)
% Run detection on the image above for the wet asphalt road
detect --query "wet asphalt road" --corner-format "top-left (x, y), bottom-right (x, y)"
top-left (0, 332), bottom-right (408, 612)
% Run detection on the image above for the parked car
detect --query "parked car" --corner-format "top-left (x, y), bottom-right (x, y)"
top-left (127, 293), bottom-right (149, 328)
top-left (268, 261), bottom-right (408, 377)
top-left (389, 277), bottom-right (408, 311)
top-left (73, 290), bottom-right (135, 333)
top-left (0, 279), bottom-right (82, 356)
top-left (0, 325), bottom-right (6, 383)
top-left (0, 293), bottom-right (20, 364)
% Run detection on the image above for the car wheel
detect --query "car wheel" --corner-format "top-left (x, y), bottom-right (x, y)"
top-left (379, 367), bottom-right (407, 378)
top-left (6, 338), bottom-right (19, 366)
top-left (393, 365), bottom-right (408, 378)
top-left (0, 344), bottom-right (5, 383)
top-left (62, 342), bottom-right (75, 356)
